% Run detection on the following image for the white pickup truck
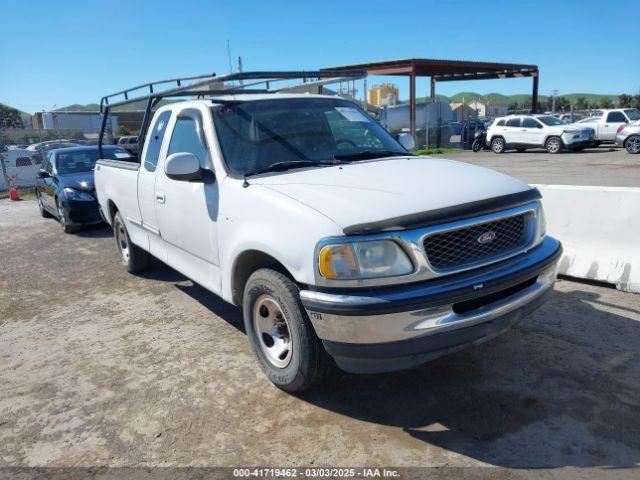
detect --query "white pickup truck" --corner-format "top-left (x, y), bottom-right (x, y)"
top-left (95, 79), bottom-right (561, 392)
top-left (573, 108), bottom-right (640, 144)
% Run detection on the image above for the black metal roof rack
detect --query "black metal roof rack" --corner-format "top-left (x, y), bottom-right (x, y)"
top-left (98, 70), bottom-right (367, 158)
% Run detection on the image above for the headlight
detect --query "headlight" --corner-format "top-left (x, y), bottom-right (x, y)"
top-left (537, 204), bottom-right (547, 240)
top-left (318, 240), bottom-right (413, 279)
top-left (63, 188), bottom-right (94, 201)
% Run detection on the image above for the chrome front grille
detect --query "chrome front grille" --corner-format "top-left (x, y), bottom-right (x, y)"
top-left (423, 212), bottom-right (533, 271)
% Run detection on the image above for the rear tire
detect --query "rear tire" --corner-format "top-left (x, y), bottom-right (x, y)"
top-left (113, 211), bottom-right (150, 273)
top-left (491, 137), bottom-right (505, 154)
top-left (625, 135), bottom-right (640, 154)
top-left (243, 268), bottom-right (332, 392)
top-left (545, 136), bottom-right (563, 154)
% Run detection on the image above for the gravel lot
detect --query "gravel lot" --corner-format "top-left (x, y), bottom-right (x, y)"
top-left (447, 146), bottom-right (639, 187)
top-left (1, 199), bottom-right (640, 474)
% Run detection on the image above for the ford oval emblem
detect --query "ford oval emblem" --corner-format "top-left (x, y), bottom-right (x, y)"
top-left (477, 231), bottom-right (497, 244)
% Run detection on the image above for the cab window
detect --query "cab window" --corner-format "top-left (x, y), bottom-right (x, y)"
top-left (143, 110), bottom-right (172, 172)
top-left (167, 114), bottom-right (209, 168)
top-left (495, 119), bottom-right (506, 127)
top-left (606, 111), bottom-right (626, 123)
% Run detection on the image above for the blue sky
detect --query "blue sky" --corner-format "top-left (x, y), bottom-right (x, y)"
top-left (2, 0), bottom-right (639, 113)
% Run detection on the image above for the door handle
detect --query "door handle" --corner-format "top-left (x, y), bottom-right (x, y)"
top-left (155, 192), bottom-right (166, 204)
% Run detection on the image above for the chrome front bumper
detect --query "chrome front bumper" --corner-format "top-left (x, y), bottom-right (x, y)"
top-left (300, 237), bottom-right (562, 373)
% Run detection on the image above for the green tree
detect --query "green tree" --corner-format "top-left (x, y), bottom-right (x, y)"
top-left (555, 96), bottom-right (570, 112)
top-left (0, 104), bottom-right (24, 129)
top-left (617, 94), bottom-right (632, 108)
top-left (598, 97), bottom-right (614, 109)
top-left (574, 97), bottom-right (589, 110)
top-left (117, 125), bottom-right (131, 136)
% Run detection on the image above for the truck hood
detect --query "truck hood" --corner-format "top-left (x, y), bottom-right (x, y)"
top-left (251, 156), bottom-right (532, 232)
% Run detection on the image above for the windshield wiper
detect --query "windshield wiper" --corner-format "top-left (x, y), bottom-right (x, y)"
top-left (333, 150), bottom-right (411, 161)
top-left (245, 160), bottom-right (333, 178)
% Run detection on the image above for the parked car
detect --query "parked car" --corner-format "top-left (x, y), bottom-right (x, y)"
top-left (570, 108), bottom-right (640, 144)
top-left (486, 114), bottom-right (595, 153)
top-left (26, 140), bottom-right (82, 164)
top-left (117, 135), bottom-right (139, 155)
top-left (95, 87), bottom-right (562, 392)
top-left (615, 120), bottom-right (640, 154)
top-left (36, 145), bottom-right (131, 233)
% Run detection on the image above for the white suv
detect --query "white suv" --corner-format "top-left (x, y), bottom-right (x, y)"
top-left (486, 114), bottom-right (595, 154)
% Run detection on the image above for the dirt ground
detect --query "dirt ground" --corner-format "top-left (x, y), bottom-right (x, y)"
top-left (1, 199), bottom-right (640, 474)
top-left (446, 146), bottom-right (639, 187)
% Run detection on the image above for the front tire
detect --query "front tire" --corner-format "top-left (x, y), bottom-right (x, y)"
top-left (625, 135), bottom-right (640, 154)
top-left (113, 211), bottom-right (150, 273)
top-left (491, 137), bottom-right (505, 154)
top-left (56, 198), bottom-right (76, 233)
top-left (37, 191), bottom-right (52, 218)
top-left (545, 136), bottom-right (563, 154)
top-left (243, 268), bottom-right (331, 392)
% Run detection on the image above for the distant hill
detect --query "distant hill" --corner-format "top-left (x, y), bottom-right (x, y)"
top-left (0, 102), bottom-right (32, 123)
top-left (54, 99), bottom-right (178, 112)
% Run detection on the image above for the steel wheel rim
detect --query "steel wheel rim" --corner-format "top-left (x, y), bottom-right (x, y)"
top-left (548, 138), bottom-right (560, 153)
top-left (627, 136), bottom-right (640, 153)
top-left (252, 295), bottom-right (293, 368)
top-left (115, 222), bottom-right (130, 262)
top-left (37, 193), bottom-right (44, 212)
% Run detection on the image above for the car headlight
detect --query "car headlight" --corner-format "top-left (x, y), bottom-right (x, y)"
top-left (318, 240), bottom-right (413, 279)
top-left (537, 204), bottom-right (547, 241)
top-left (63, 188), bottom-right (94, 201)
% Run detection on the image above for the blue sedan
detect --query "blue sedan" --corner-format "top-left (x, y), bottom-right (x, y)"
top-left (35, 146), bottom-right (131, 233)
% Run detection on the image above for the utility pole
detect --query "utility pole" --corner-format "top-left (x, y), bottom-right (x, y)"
top-left (550, 91), bottom-right (556, 113)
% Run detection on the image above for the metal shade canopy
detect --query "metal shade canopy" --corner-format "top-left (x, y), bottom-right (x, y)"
top-left (323, 58), bottom-right (539, 137)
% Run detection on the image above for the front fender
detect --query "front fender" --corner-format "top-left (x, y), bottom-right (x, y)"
top-left (218, 179), bottom-right (343, 304)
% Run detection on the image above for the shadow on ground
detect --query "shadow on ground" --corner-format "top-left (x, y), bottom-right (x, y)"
top-left (292, 287), bottom-right (640, 468)
top-left (128, 258), bottom-right (640, 468)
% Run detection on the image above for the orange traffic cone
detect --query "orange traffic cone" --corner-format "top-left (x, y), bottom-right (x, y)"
top-left (8, 177), bottom-right (20, 201)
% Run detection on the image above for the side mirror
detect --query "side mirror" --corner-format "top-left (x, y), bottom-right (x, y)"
top-left (164, 152), bottom-right (214, 183)
top-left (38, 170), bottom-right (50, 178)
top-left (396, 133), bottom-right (415, 151)
top-left (537, 124), bottom-right (544, 129)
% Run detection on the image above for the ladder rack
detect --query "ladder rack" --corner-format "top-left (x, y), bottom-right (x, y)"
top-left (98, 69), bottom-right (367, 157)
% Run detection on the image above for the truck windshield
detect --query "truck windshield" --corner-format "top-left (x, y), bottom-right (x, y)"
top-left (624, 109), bottom-right (640, 121)
top-left (211, 98), bottom-right (407, 177)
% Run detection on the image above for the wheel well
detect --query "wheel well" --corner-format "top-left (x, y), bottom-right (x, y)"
top-left (232, 250), bottom-right (291, 305)
top-left (107, 200), bottom-right (118, 224)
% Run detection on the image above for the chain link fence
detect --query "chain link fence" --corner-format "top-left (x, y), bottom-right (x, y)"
top-left (0, 125), bottom-right (125, 191)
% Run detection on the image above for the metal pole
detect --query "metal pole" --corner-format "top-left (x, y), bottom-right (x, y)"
top-left (409, 73), bottom-right (416, 139)
top-left (0, 128), bottom-right (10, 190)
top-left (531, 73), bottom-right (539, 114)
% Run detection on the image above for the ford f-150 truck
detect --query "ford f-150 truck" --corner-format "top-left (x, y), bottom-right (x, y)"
top-left (94, 72), bottom-right (562, 392)
top-left (572, 108), bottom-right (640, 144)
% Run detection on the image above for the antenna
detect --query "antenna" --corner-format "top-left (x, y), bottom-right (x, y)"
top-left (226, 40), bottom-right (233, 75)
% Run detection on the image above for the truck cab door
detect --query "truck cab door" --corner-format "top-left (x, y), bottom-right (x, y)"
top-left (137, 110), bottom-right (172, 262)
top-left (154, 108), bottom-right (221, 294)
top-left (602, 111), bottom-right (627, 141)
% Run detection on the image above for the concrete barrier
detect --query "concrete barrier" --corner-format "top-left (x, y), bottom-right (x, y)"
top-left (534, 184), bottom-right (640, 293)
